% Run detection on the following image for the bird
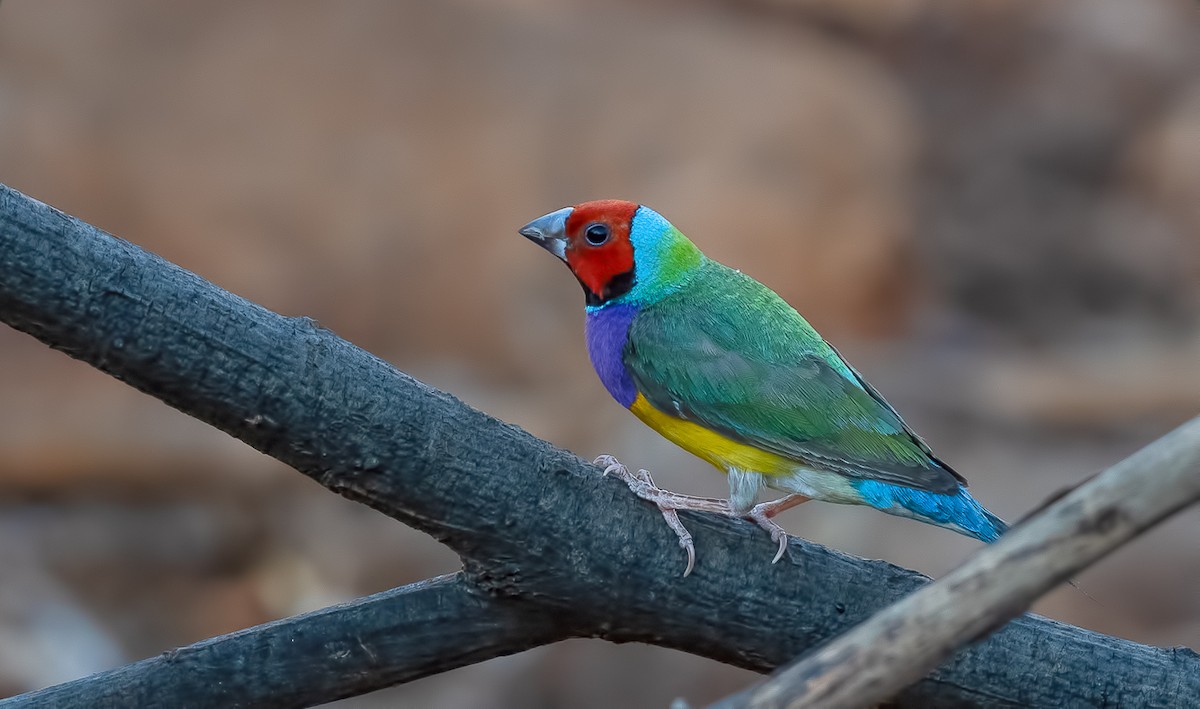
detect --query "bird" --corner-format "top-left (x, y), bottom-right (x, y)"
top-left (519, 199), bottom-right (1006, 576)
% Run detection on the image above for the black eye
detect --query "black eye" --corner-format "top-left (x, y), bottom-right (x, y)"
top-left (584, 222), bottom-right (610, 246)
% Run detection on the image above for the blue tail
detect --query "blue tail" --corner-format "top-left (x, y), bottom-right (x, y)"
top-left (852, 479), bottom-right (1007, 543)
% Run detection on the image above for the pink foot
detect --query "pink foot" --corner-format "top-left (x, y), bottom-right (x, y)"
top-left (595, 454), bottom-right (729, 577)
top-left (748, 494), bottom-right (810, 564)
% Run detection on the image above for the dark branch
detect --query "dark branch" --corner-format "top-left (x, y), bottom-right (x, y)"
top-left (1, 574), bottom-right (563, 708)
top-left (1, 183), bottom-right (1198, 707)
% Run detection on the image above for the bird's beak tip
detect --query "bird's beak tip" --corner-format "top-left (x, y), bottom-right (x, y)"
top-left (519, 207), bottom-right (572, 261)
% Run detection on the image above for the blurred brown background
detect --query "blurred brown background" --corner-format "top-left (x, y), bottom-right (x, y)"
top-left (1, 0), bottom-right (1198, 706)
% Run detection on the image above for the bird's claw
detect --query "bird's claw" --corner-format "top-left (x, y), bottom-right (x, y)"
top-left (595, 454), bottom-right (698, 577)
top-left (658, 507), bottom-right (696, 577)
top-left (771, 534), bottom-right (787, 565)
top-left (749, 502), bottom-right (790, 565)
top-left (597, 454), bottom-right (629, 480)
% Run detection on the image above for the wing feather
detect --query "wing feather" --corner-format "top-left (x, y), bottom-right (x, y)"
top-left (624, 263), bottom-right (964, 494)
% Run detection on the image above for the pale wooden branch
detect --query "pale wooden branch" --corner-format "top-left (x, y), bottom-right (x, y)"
top-left (711, 415), bottom-right (1200, 709)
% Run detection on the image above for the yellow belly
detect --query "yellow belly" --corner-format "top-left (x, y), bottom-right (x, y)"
top-left (629, 393), bottom-right (794, 476)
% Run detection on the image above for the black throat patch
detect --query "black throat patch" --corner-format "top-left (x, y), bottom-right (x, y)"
top-left (581, 268), bottom-right (636, 307)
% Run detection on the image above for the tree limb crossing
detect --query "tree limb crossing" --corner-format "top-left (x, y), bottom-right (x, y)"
top-left (1, 183), bottom-right (1196, 708)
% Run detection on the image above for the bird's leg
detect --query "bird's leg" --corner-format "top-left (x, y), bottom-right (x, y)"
top-left (747, 494), bottom-right (810, 564)
top-left (595, 455), bottom-right (729, 577)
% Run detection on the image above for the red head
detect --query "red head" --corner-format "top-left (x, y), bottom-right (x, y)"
top-left (519, 199), bottom-right (639, 306)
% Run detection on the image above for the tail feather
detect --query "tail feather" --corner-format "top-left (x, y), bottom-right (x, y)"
top-left (853, 479), bottom-right (1101, 602)
top-left (852, 479), bottom-right (1007, 543)
top-left (977, 505), bottom-right (1008, 543)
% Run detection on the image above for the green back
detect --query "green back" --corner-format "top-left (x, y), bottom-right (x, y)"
top-left (624, 259), bottom-right (964, 493)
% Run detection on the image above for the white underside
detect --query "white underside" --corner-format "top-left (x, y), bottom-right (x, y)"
top-left (726, 465), bottom-right (861, 515)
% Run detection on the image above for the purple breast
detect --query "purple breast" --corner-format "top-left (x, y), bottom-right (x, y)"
top-left (585, 304), bottom-right (639, 408)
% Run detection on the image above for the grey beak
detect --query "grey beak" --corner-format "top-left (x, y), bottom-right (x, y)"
top-left (518, 206), bottom-right (572, 261)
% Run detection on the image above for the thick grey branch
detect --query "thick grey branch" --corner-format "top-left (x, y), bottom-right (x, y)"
top-left (713, 416), bottom-right (1200, 709)
top-left (0, 574), bottom-right (563, 709)
top-left (1, 183), bottom-right (1198, 707)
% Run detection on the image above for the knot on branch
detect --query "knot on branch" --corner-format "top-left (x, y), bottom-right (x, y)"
top-left (1077, 505), bottom-right (1126, 536)
top-left (463, 558), bottom-right (528, 598)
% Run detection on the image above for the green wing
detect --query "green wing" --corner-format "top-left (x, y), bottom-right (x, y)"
top-left (624, 262), bottom-right (964, 494)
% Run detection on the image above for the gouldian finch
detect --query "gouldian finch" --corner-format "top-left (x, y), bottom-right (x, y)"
top-left (520, 200), bottom-right (1006, 576)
